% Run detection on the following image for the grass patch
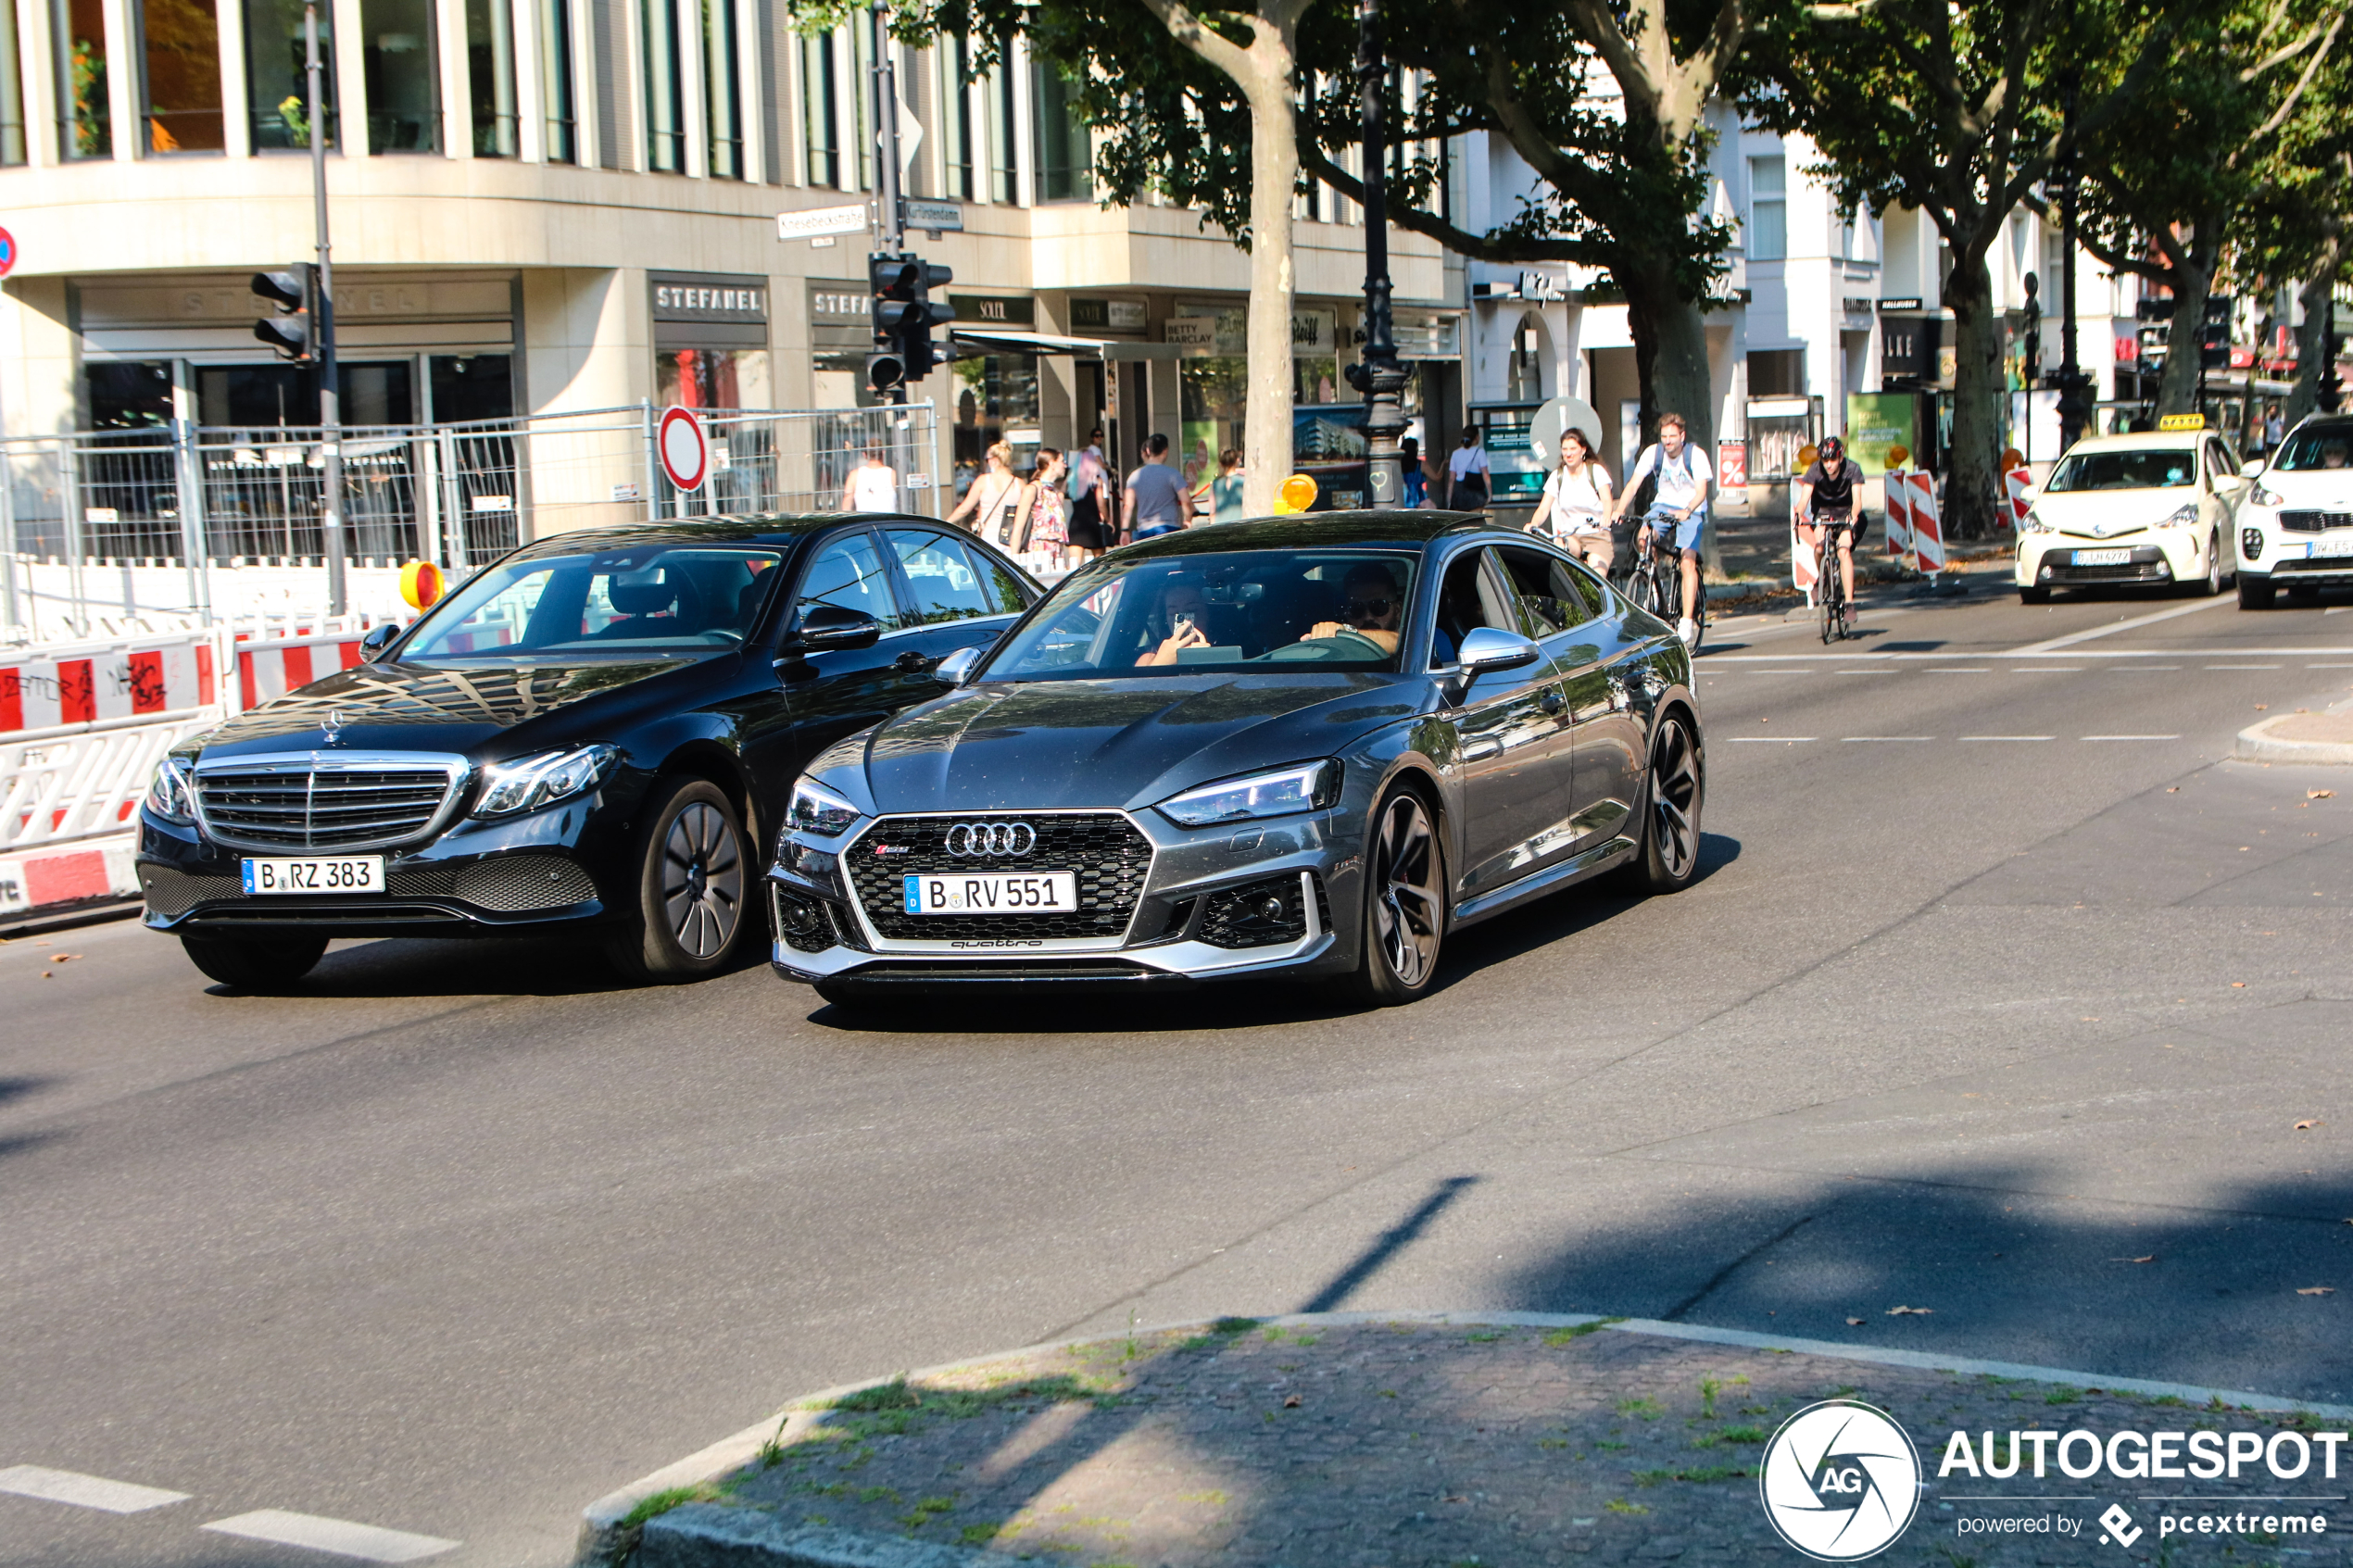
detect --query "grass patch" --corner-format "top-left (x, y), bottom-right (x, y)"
top-left (1616, 1396), bottom-right (1666, 1419)
top-left (960, 1524), bottom-right (1002, 1546)
top-left (1176, 1319), bottom-right (1259, 1353)
top-left (1636, 1464), bottom-right (1751, 1486)
top-left (1466, 1331), bottom-right (1506, 1343)
top-left (2045, 1386), bottom-right (2082, 1405)
top-left (1603, 1499), bottom-right (1650, 1515)
top-left (1718, 1425), bottom-right (1768, 1443)
top-left (1541, 1318), bottom-right (1624, 1346)
top-left (900, 1496), bottom-right (955, 1528)
top-left (1700, 1376), bottom-right (1722, 1418)
top-left (619, 1486), bottom-right (714, 1529)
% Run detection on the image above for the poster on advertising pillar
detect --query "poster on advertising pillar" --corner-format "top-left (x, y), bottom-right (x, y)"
top-left (1845, 393), bottom-right (1919, 476)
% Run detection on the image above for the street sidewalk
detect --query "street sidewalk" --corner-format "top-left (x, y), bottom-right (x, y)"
top-left (585, 1313), bottom-right (2353, 1568)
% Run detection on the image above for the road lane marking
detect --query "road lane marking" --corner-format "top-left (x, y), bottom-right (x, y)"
top-left (2007, 594), bottom-right (2239, 653)
top-left (1727, 736), bottom-right (1818, 743)
top-left (1928, 667), bottom-right (1991, 673)
top-left (1835, 669), bottom-right (1895, 675)
top-left (0, 1466), bottom-right (190, 1514)
top-left (202, 1511), bottom-right (459, 1563)
top-left (2109, 664), bottom-right (2183, 671)
top-left (2015, 666), bottom-right (2084, 671)
top-left (1961, 735), bottom-right (2055, 741)
top-left (1842, 735), bottom-right (1933, 742)
top-left (2309, 662), bottom-right (2353, 668)
top-left (2083, 734), bottom-right (2182, 741)
top-left (2206, 663), bottom-right (2283, 670)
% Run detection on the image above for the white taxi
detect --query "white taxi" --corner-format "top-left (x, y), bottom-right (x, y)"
top-left (2235, 414), bottom-right (2353, 608)
top-left (2015, 424), bottom-right (2246, 603)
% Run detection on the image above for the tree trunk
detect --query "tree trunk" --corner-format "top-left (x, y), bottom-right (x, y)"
top-left (1240, 64), bottom-right (1298, 518)
top-left (1621, 258), bottom-right (1724, 572)
top-left (2153, 255), bottom-right (2213, 420)
top-left (2286, 235), bottom-right (2344, 425)
top-left (1944, 247), bottom-right (2005, 542)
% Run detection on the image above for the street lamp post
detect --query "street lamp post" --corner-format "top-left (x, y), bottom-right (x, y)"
top-left (1343, 0), bottom-right (1409, 507)
top-left (306, 0), bottom-right (346, 613)
top-left (2052, 64), bottom-right (2093, 452)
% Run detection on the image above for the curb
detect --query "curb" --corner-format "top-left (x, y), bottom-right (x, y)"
top-left (575, 1309), bottom-right (2353, 1567)
top-left (2236, 709), bottom-right (2353, 765)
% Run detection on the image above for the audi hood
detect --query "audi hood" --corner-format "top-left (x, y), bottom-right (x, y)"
top-left (812, 671), bottom-right (1427, 815)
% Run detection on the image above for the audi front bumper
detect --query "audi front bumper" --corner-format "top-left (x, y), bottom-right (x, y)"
top-left (766, 806), bottom-right (1365, 996)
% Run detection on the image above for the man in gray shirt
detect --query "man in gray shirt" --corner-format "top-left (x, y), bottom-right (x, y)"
top-left (1125, 433), bottom-right (1191, 541)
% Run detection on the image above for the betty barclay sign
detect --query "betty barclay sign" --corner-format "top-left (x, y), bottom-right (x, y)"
top-left (1752, 1400), bottom-right (2347, 1561)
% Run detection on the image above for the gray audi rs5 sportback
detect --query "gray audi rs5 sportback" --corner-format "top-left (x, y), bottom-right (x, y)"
top-left (765, 510), bottom-right (1705, 1006)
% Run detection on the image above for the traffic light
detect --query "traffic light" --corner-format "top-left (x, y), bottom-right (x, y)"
top-left (866, 252), bottom-right (955, 395)
top-left (2199, 295), bottom-right (2231, 370)
top-left (252, 266), bottom-right (317, 361)
top-left (2135, 295), bottom-right (2178, 321)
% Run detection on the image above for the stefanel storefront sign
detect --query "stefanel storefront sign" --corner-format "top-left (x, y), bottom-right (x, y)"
top-left (649, 270), bottom-right (769, 350)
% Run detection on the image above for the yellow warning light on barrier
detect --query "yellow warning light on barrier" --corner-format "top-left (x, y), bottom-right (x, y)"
top-left (2001, 446), bottom-right (2024, 470)
top-left (1796, 444), bottom-right (1820, 470)
top-left (1277, 473), bottom-right (1319, 513)
top-left (1886, 444), bottom-right (1911, 469)
top-left (400, 559), bottom-right (445, 609)
top-left (2157, 413), bottom-right (2208, 432)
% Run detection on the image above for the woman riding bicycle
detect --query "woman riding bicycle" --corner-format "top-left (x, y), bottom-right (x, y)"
top-left (1607, 411), bottom-right (1713, 646)
top-left (1794, 435), bottom-right (1865, 633)
top-left (1529, 425), bottom-right (1615, 575)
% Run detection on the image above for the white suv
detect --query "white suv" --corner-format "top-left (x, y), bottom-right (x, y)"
top-left (2237, 416), bottom-right (2353, 608)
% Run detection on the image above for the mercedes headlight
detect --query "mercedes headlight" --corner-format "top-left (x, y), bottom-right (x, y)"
top-left (145, 756), bottom-right (195, 824)
top-left (2020, 509), bottom-right (2052, 534)
top-left (786, 776), bottom-right (863, 836)
top-left (2160, 504), bottom-right (2199, 530)
top-left (472, 745), bottom-right (617, 818)
top-left (1156, 760), bottom-right (1342, 827)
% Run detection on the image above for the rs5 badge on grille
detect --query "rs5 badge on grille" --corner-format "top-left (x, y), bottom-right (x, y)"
top-left (902, 872), bottom-right (1078, 914)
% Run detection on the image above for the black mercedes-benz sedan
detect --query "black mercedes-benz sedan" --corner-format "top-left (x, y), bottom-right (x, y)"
top-left (137, 515), bottom-right (1038, 988)
top-left (765, 511), bottom-right (1705, 1007)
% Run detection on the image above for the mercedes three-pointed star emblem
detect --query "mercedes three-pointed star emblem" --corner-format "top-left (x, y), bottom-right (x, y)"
top-left (321, 708), bottom-right (346, 746)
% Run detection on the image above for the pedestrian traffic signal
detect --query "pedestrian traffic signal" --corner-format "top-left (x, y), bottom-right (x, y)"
top-left (252, 266), bottom-right (317, 362)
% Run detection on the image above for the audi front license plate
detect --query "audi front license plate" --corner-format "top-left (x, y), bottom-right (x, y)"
top-left (903, 872), bottom-right (1079, 915)
top-left (240, 856), bottom-right (384, 895)
top-left (2072, 547), bottom-right (2132, 565)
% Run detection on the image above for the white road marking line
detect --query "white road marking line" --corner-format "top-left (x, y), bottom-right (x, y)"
top-left (1928, 667), bottom-right (1991, 673)
top-left (1842, 736), bottom-right (1934, 742)
top-left (2015, 666), bottom-right (2084, 671)
top-left (1726, 736), bottom-right (1818, 743)
top-left (1961, 735), bottom-right (2055, 741)
top-left (2206, 663), bottom-right (2284, 670)
top-left (2109, 664), bottom-right (2183, 671)
top-left (2311, 662), bottom-right (2353, 668)
top-left (202, 1510), bottom-right (459, 1563)
top-left (2007, 594), bottom-right (2239, 653)
top-left (2083, 734), bottom-right (2182, 741)
top-left (1835, 669), bottom-right (1895, 675)
top-left (0, 1466), bottom-right (190, 1514)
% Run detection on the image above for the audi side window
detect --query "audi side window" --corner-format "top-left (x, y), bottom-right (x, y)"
top-left (1428, 550), bottom-right (1516, 668)
top-left (1494, 545), bottom-right (1591, 636)
top-left (795, 531), bottom-right (896, 625)
top-left (1555, 556), bottom-right (1612, 618)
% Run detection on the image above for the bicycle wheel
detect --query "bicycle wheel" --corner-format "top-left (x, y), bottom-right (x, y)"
top-left (1629, 564), bottom-right (1662, 620)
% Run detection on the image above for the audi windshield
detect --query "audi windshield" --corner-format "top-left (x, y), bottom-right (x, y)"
top-left (401, 546), bottom-right (784, 661)
top-left (982, 552), bottom-right (1418, 681)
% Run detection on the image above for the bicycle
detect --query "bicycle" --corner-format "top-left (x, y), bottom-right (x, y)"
top-left (1626, 514), bottom-right (1705, 653)
top-left (1804, 514), bottom-right (1859, 644)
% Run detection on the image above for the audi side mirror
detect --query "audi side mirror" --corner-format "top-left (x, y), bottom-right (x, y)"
top-left (1456, 626), bottom-right (1541, 677)
top-left (359, 622), bottom-right (400, 662)
top-left (934, 645), bottom-right (985, 686)
top-left (778, 605), bottom-right (883, 662)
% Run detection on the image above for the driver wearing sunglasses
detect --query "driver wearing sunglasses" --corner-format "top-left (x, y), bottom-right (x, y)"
top-left (1300, 561), bottom-right (1405, 654)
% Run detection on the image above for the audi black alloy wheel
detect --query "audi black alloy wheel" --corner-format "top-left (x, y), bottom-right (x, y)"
top-left (1343, 785), bottom-right (1446, 1006)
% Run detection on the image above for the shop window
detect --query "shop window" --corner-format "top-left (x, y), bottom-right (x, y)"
top-left (1180, 357), bottom-right (1247, 495)
top-left (988, 51), bottom-right (1014, 203)
top-left (799, 32), bottom-right (837, 185)
top-left (245, 0), bottom-right (337, 148)
top-left (88, 362), bottom-right (174, 429)
top-left (939, 38), bottom-right (972, 199)
top-left (138, 0), bottom-right (224, 150)
top-left (343, 361), bottom-right (416, 424)
top-left (1747, 154), bottom-right (1785, 261)
top-left (1506, 313), bottom-right (1546, 403)
top-left (53, 0), bottom-right (110, 157)
top-left (701, 0), bottom-right (738, 178)
top-left (539, 0), bottom-right (574, 160)
top-left (1030, 58), bottom-right (1087, 201)
top-left (1748, 348), bottom-right (1804, 397)
top-left (951, 352), bottom-right (1039, 476)
top-left (195, 361), bottom-right (416, 428)
top-left (362, 0), bottom-right (439, 151)
top-left (0, 1), bottom-right (21, 162)
top-left (466, 0), bottom-right (516, 155)
top-left (641, 0), bottom-right (682, 169)
top-left (659, 348), bottom-right (771, 409)
top-left (430, 355), bottom-right (514, 421)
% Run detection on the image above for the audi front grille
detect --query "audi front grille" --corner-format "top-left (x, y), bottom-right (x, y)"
top-left (843, 813), bottom-right (1155, 943)
top-left (194, 753), bottom-right (469, 853)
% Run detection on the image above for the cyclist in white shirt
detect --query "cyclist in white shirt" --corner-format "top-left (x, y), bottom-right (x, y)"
top-left (1528, 426), bottom-right (1615, 574)
top-left (1607, 411), bottom-right (1713, 646)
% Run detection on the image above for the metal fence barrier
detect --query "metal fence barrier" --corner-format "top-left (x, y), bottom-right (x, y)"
top-left (3, 402), bottom-right (937, 639)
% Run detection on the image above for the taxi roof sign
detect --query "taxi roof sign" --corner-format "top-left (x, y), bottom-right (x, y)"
top-left (2157, 413), bottom-right (2208, 431)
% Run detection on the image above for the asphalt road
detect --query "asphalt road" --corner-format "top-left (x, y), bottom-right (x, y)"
top-left (4, 577), bottom-right (2350, 1568)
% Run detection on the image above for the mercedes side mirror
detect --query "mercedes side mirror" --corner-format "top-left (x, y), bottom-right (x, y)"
top-left (777, 605), bottom-right (883, 663)
top-left (359, 622), bottom-right (400, 662)
top-left (934, 645), bottom-right (986, 686)
top-left (1456, 626), bottom-right (1541, 677)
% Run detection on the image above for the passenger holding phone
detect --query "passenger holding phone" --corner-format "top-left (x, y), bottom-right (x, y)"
top-left (1135, 580), bottom-right (1213, 666)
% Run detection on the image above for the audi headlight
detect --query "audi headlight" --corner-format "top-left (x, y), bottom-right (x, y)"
top-left (145, 756), bottom-right (195, 824)
top-left (2251, 482), bottom-right (2284, 508)
top-left (2020, 509), bottom-right (2052, 534)
top-left (786, 776), bottom-right (863, 836)
top-left (472, 745), bottom-right (617, 818)
top-left (2160, 504), bottom-right (2199, 530)
top-left (1156, 760), bottom-right (1342, 827)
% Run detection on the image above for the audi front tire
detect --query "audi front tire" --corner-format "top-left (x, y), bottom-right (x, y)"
top-left (1339, 784), bottom-right (1448, 1007)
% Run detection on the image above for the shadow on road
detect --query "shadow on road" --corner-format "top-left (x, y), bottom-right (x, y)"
top-left (195, 932), bottom-right (771, 999)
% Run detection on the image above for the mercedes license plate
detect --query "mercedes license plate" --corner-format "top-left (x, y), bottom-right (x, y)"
top-left (2072, 548), bottom-right (2132, 566)
top-left (240, 856), bottom-right (384, 895)
top-left (902, 872), bottom-right (1079, 914)
top-left (2311, 535), bottom-right (2353, 558)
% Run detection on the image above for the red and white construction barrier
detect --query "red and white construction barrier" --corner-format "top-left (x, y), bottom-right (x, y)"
top-left (235, 632), bottom-right (372, 711)
top-left (0, 836), bottom-right (141, 920)
top-left (1905, 471), bottom-right (1947, 573)
top-left (0, 633), bottom-right (219, 734)
top-left (1790, 519), bottom-right (1821, 600)
top-left (2004, 467), bottom-right (2033, 534)
top-left (1883, 470), bottom-right (1915, 558)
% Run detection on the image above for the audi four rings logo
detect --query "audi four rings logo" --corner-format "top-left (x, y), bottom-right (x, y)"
top-left (944, 822), bottom-right (1037, 856)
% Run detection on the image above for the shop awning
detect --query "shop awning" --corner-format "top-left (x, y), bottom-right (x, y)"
top-left (949, 327), bottom-right (1184, 361)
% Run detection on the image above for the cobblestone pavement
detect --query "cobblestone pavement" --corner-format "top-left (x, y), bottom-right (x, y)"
top-left (694, 1320), bottom-right (2353, 1567)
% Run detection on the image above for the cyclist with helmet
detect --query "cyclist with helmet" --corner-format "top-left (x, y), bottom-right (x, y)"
top-left (1794, 435), bottom-right (1866, 632)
